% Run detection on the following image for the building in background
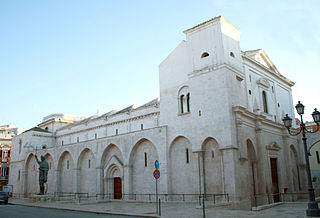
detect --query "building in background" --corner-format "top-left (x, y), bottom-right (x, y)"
top-left (0, 125), bottom-right (24, 190)
top-left (9, 16), bottom-right (306, 209)
top-left (304, 122), bottom-right (320, 195)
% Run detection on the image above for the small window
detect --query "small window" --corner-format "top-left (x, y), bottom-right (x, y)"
top-left (249, 90), bottom-right (251, 95)
top-left (201, 52), bottom-right (209, 58)
top-left (212, 151), bottom-right (214, 159)
top-left (144, 152), bottom-right (147, 167)
top-left (62, 140), bottom-right (64, 146)
top-left (230, 52), bottom-right (235, 58)
top-left (186, 93), bottom-right (190, 112)
top-left (317, 151), bottom-right (320, 164)
top-left (67, 160), bottom-right (69, 169)
top-left (77, 137), bottom-right (79, 143)
top-left (186, 148), bottom-right (189, 163)
top-left (18, 170), bottom-right (21, 181)
top-left (88, 159), bottom-right (91, 168)
top-left (141, 124), bottom-right (144, 130)
top-left (262, 91), bottom-right (268, 113)
top-left (278, 103), bottom-right (280, 107)
top-left (180, 95), bottom-right (185, 113)
top-left (42, 145), bottom-right (46, 149)
top-left (116, 129), bottom-right (118, 135)
top-left (249, 75), bottom-right (252, 82)
top-left (199, 110), bottom-right (201, 116)
top-left (95, 133), bottom-right (97, 139)
top-left (272, 86), bottom-right (274, 93)
top-left (45, 127), bottom-right (48, 131)
top-left (19, 139), bottom-right (22, 154)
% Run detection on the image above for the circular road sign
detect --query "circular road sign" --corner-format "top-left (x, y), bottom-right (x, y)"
top-left (155, 160), bottom-right (159, 169)
top-left (153, 169), bottom-right (160, 179)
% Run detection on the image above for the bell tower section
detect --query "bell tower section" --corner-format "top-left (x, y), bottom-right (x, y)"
top-left (159, 16), bottom-right (247, 138)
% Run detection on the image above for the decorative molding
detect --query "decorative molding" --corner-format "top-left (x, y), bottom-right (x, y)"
top-left (257, 78), bottom-right (270, 89)
top-left (266, 142), bottom-right (281, 151)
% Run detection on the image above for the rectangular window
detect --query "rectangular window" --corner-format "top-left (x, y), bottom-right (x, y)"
top-left (67, 160), bottom-right (69, 169)
top-left (62, 140), bottom-right (64, 146)
top-left (186, 149), bottom-right (189, 163)
top-left (18, 170), bottom-right (20, 181)
top-left (116, 129), bottom-right (118, 135)
top-left (144, 152), bottom-right (147, 167)
top-left (317, 151), bottom-right (320, 164)
top-left (141, 124), bottom-right (143, 130)
top-left (95, 133), bottom-right (97, 139)
top-left (88, 159), bottom-right (91, 168)
top-left (77, 137), bottom-right (79, 143)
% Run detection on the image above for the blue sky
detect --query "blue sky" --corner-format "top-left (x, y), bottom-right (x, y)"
top-left (1, 0), bottom-right (319, 129)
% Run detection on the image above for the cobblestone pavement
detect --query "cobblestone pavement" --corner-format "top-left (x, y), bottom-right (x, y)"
top-left (9, 198), bottom-right (311, 218)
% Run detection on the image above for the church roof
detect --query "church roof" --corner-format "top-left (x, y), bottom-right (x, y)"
top-left (23, 127), bottom-right (50, 134)
top-left (242, 49), bottom-right (294, 86)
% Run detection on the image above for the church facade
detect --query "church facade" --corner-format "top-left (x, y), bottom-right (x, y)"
top-left (9, 16), bottom-right (305, 208)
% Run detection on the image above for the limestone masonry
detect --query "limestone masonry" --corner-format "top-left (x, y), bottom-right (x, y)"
top-left (9, 16), bottom-right (305, 209)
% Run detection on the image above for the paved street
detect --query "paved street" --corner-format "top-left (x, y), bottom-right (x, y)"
top-left (0, 204), bottom-right (143, 218)
top-left (5, 198), bottom-right (314, 218)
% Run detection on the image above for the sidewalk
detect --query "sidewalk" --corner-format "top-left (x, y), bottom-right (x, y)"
top-left (9, 198), bottom-right (309, 218)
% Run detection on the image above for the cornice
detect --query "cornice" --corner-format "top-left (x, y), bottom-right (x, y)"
top-left (57, 112), bottom-right (160, 137)
top-left (242, 55), bottom-right (294, 87)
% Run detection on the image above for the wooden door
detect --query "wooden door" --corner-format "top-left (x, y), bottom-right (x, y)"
top-left (114, 177), bottom-right (122, 199)
top-left (270, 158), bottom-right (280, 202)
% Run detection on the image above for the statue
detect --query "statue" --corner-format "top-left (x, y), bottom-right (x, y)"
top-left (35, 155), bottom-right (49, 195)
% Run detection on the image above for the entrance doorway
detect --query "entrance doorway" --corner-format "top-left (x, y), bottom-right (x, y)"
top-left (270, 158), bottom-right (280, 202)
top-left (114, 177), bottom-right (122, 199)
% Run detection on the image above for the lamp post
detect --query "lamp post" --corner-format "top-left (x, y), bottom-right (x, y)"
top-left (283, 101), bottom-right (320, 217)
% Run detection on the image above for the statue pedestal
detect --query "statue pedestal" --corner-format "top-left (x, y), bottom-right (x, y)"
top-left (29, 194), bottom-right (51, 202)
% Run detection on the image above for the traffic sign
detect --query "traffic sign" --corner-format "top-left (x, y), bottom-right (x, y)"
top-left (155, 160), bottom-right (159, 169)
top-left (153, 169), bottom-right (160, 179)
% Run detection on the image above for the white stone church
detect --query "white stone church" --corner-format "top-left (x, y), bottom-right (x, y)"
top-left (9, 16), bottom-right (305, 208)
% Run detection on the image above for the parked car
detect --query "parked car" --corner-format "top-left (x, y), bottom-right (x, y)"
top-left (0, 192), bottom-right (9, 204)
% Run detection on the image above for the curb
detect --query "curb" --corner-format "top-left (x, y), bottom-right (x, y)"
top-left (10, 202), bottom-right (159, 218)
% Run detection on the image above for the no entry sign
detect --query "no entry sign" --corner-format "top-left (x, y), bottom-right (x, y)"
top-left (153, 169), bottom-right (160, 179)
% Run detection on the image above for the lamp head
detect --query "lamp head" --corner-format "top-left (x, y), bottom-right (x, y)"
top-left (283, 114), bottom-right (292, 128)
top-left (312, 108), bottom-right (320, 123)
top-left (295, 101), bottom-right (305, 115)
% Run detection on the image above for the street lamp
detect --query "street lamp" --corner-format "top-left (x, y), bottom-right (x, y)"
top-left (283, 101), bottom-right (320, 217)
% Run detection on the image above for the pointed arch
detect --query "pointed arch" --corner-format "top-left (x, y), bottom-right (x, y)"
top-left (201, 137), bottom-right (223, 195)
top-left (129, 138), bottom-right (159, 197)
top-left (57, 150), bottom-right (74, 193)
top-left (247, 139), bottom-right (258, 207)
top-left (290, 145), bottom-right (300, 192)
top-left (25, 153), bottom-right (37, 195)
top-left (169, 136), bottom-right (194, 195)
top-left (77, 148), bottom-right (96, 194)
top-left (43, 153), bottom-right (55, 194)
top-left (101, 144), bottom-right (124, 196)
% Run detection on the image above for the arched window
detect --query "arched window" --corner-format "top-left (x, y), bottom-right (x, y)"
top-left (201, 52), bottom-right (209, 58)
top-left (186, 93), bottom-right (190, 112)
top-left (180, 95), bottom-right (185, 113)
top-left (262, 91), bottom-right (268, 113)
top-left (178, 86), bottom-right (190, 114)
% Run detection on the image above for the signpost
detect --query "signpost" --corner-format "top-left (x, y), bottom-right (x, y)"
top-left (154, 160), bottom-right (160, 216)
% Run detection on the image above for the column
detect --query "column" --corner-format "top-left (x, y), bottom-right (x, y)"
top-left (123, 165), bottom-right (130, 200)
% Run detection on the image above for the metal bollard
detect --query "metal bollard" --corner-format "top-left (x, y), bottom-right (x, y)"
top-left (202, 195), bottom-right (206, 218)
top-left (159, 198), bottom-right (161, 216)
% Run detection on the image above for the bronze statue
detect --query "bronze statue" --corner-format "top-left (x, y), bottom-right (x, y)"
top-left (35, 155), bottom-right (49, 195)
